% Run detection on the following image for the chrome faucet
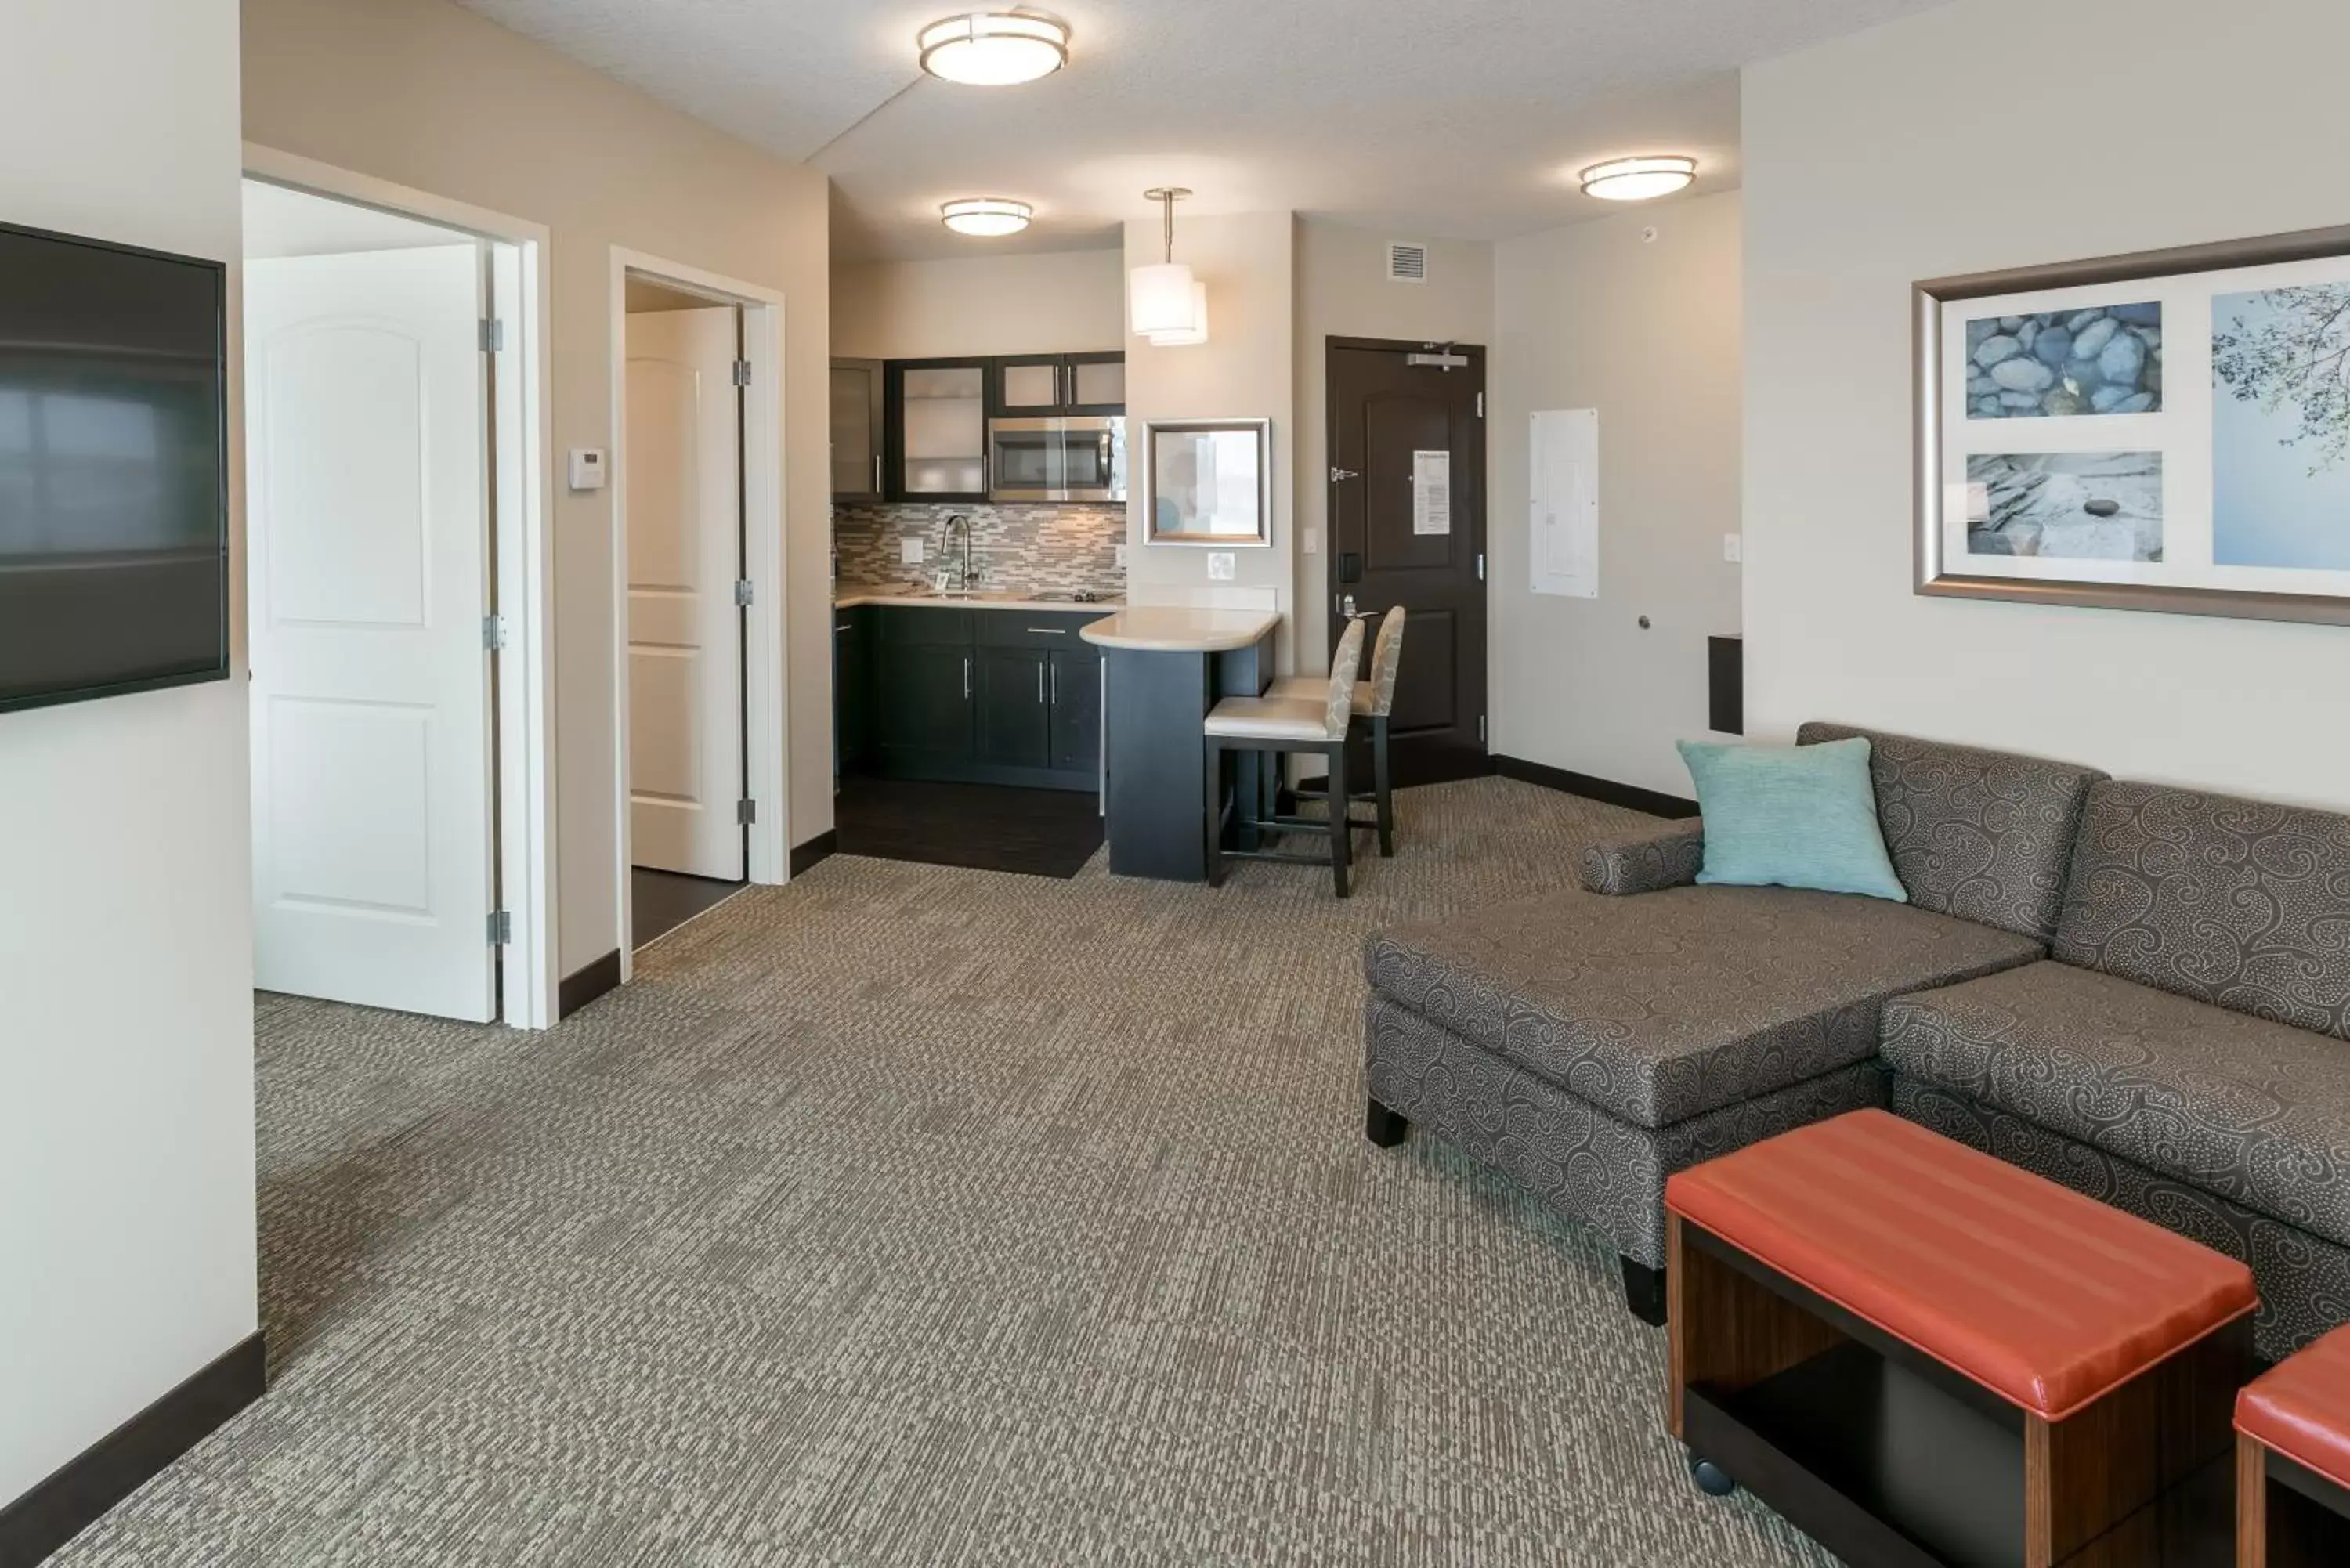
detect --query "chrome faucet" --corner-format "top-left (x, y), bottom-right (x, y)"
top-left (942, 513), bottom-right (976, 592)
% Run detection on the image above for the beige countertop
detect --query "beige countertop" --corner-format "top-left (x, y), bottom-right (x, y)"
top-left (1078, 607), bottom-right (1281, 652)
top-left (833, 581), bottom-right (1123, 614)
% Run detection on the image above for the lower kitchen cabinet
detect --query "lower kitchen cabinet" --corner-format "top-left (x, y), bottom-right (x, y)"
top-left (833, 605), bottom-right (873, 772)
top-left (842, 605), bottom-right (1106, 792)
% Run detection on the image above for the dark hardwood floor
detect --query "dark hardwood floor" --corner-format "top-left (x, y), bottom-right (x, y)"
top-left (632, 867), bottom-right (747, 948)
top-left (835, 775), bottom-right (1104, 879)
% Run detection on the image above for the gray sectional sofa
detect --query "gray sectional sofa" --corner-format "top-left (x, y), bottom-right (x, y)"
top-left (1363, 723), bottom-right (2350, 1359)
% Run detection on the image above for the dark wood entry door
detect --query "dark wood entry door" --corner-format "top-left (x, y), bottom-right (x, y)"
top-left (1326, 338), bottom-right (1488, 786)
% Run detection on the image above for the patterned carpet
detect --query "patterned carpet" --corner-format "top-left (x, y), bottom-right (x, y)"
top-left (55, 778), bottom-right (1831, 1568)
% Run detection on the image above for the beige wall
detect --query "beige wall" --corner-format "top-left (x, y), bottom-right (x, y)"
top-left (1122, 211), bottom-right (1298, 665)
top-left (242, 0), bottom-right (833, 974)
top-left (1490, 193), bottom-right (1743, 797)
top-left (832, 248), bottom-right (1123, 360)
top-left (1, 0), bottom-right (257, 1505)
top-left (1744, 0), bottom-right (2350, 811)
top-left (1292, 221), bottom-right (1495, 672)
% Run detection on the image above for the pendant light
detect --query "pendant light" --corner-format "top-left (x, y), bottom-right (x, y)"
top-left (1130, 187), bottom-right (1202, 342)
top-left (917, 13), bottom-right (1069, 87)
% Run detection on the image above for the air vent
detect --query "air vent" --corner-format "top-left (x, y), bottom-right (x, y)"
top-left (1386, 241), bottom-right (1428, 284)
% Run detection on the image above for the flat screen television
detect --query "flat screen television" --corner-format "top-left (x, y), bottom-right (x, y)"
top-left (0, 219), bottom-right (229, 714)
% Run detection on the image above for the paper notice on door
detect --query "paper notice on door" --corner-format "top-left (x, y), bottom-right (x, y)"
top-left (1412, 450), bottom-right (1452, 535)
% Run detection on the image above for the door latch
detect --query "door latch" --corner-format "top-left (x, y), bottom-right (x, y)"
top-left (1329, 467), bottom-right (1360, 483)
top-left (1340, 594), bottom-right (1358, 618)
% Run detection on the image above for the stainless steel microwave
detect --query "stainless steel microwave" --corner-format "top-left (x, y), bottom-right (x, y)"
top-left (987, 416), bottom-right (1126, 504)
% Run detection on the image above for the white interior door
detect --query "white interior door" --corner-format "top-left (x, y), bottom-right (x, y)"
top-left (245, 245), bottom-right (497, 1023)
top-left (626, 305), bottom-right (744, 883)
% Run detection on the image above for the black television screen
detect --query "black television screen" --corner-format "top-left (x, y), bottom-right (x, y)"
top-left (0, 219), bottom-right (228, 714)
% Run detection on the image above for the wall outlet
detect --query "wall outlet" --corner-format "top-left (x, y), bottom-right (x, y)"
top-left (1114, 543), bottom-right (1127, 569)
top-left (1206, 551), bottom-right (1237, 582)
top-left (1723, 533), bottom-right (1744, 564)
top-left (901, 536), bottom-right (926, 565)
top-left (1303, 528), bottom-right (1320, 556)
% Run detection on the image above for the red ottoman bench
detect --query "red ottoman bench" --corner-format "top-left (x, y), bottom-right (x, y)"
top-left (2236, 1324), bottom-right (2350, 1565)
top-left (1665, 1108), bottom-right (2256, 1568)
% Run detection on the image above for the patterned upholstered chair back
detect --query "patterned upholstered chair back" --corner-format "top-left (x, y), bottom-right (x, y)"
top-left (2054, 781), bottom-right (2350, 1042)
top-left (1798, 721), bottom-right (2107, 944)
top-left (1323, 617), bottom-right (1368, 740)
top-left (1365, 606), bottom-right (1406, 718)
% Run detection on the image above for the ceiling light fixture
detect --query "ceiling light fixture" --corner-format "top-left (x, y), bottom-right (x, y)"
top-left (1579, 155), bottom-right (1697, 202)
top-left (941, 197), bottom-right (1033, 237)
top-left (1130, 187), bottom-right (1202, 344)
top-left (917, 13), bottom-right (1069, 86)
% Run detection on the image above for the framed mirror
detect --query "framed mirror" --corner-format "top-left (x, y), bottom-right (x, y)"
top-left (1144, 417), bottom-right (1272, 546)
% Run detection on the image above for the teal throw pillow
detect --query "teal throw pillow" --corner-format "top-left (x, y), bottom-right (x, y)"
top-left (1675, 737), bottom-right (1907, 902)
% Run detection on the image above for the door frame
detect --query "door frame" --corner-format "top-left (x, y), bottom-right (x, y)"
top-left (607, 248), bottom-right (790, 978)
top-left (241, 143), bottom-right (561, 1030)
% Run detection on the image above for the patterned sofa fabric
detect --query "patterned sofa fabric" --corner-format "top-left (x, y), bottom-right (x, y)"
top-left (1575, 819), bottom-right (1706, 897)
top-left (1798, 721), bottom-right (2106, 944)
top-left (1893, 1075), bottom-right (2350, 1361)
top-left (1366, 994), bottom-right (1889, 1268)
top-left (1882, 960), bottom-right (2350, 1251)
top-left (2054, 780), bottom-right (2350, 1042)
top-left (1362, 883), bottom-right (2041, 1130)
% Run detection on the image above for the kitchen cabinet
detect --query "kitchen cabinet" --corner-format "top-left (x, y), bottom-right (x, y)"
top-left (843, 605), bottom-right (1106, 791)
top-left (833, 605), bottom-right (873, 772)
top-left (830, 359), bottom-right (884, 501)
top-left (987, 352), bottom-right (1125, 419)
top-left (886, 359), bottom-right (989, 501)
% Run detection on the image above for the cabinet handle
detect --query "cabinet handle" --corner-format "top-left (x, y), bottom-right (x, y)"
top-left (1025, 627), bottom-right (1066, 635)
top-left (1038, 662), bottom-right (1046, 703)
top-left (964, 656), bottom-right (971, 700)
top-left (1050, 662), bottom-right (1058, 705)
top-left (873, 454), bottom-right (882, 493)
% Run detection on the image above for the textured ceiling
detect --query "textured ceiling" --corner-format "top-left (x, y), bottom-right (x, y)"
top-left (455, 0), bottom-right (1954, 261)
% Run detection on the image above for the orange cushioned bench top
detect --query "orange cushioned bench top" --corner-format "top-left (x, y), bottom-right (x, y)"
top-left (1665, 1108), bottom-right (2256, 1422)
top-left (2239, 1322), bottom-right (2350, 1491)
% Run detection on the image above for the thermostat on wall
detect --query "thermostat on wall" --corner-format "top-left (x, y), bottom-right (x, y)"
top-left (569, 449), bottom-right (607, 491)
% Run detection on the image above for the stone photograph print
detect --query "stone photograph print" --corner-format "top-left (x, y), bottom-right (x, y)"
top-left (1966, 452), bottom-right (2164, 561)
top-left (1965, 303), bottom-right (2162, 418)
top-left (2212, 284), bottom-right (2350, 571)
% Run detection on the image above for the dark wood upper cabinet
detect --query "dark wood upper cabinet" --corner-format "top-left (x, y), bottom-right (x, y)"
top-left (984, 353), bottom-right (1125, 419)
top-left (885, 358), bottom-right (991, 503)
top-left (830, 359), bottom-right (884, 502)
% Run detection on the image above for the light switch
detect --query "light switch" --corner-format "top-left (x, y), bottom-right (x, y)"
top-left (901, 537), bottom-right (926, 565)
top-left (1206, 552), bottom-right (1236, 581)
top-left (1114, 543), bottom-right (1127, 569)
top-left (1723, 533), bottom-right (1744, 564)
top-left (1303, 528), bottom-right (1320, 556)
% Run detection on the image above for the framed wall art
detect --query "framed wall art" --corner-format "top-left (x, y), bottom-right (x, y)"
top-left (1144, 417), bottom-right (1273, 547)
top-left (1915, 223), bottom-right (2350, 625)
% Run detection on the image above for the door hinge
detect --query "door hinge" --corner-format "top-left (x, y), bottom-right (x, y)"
top-left (733, 579), bottom-right (754, 608)
top-left (1476, 392), bottom-right (1484, 418)
top-left (1478, 715), bottom-right (1488, 744)
top-left (731, 359), bottom-right (752, 388)
top-left (1475, 553), bottom-right (1486, 582)
top-left (488, 909), bottom-right (512, 945)
top-left (479, 317), bottom-right (504, 353)
top-left (1329, 467), bottom-right (1360, 483)
top-left (482, 613), bottom-right (508, 651)
top-left (736, 798), bottom-right (757, 826)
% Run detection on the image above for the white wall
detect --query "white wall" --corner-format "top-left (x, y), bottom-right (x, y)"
top-left (1123, 212), bottom-right (1299, 665)
top-left (0, 0), bottom-right (258, 1507)
top-left (1744, 0), bottom-right (2350, 809)
top-left (1293, 222), bottom-right (1495, 670)
top-left (1491, 192), bottom-right (1744, 797)
top-left (243, 0), bottom-right (833, 974)
top-left (832, 249), bottom-right (1123, 360)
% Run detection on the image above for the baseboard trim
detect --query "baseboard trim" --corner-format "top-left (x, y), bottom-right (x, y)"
top-left (1491, 756), bottom-right (1698, 820)
top-left (788, 829), bottom-right (838, 878)
top-left (557, 949), bottom-right (621, 1018)
top-left (0, 1332), bottom-right (265, 1567)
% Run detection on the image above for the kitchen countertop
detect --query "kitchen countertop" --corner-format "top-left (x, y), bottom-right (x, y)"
top-left (1078, 607), bottom-right (1281, 652)
top-left (833, 581), bottom-right (1123, 614)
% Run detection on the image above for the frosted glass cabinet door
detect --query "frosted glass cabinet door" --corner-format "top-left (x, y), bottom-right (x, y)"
top-left (899, 363), bottom-right (985, 497)
top-left (998, 360), bottom-right (1060, 410)
top-left (1071, 358), bottom-right (1125, 409)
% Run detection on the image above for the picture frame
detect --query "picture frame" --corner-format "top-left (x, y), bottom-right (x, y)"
top-left (1143, 417), bottom-right (1273, 547)
top-left (1914, 222), bottom-right (2350, 626)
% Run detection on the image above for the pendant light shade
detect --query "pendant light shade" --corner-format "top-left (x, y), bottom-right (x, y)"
top-left (917, 13), bottom-right (1069, 86)
top-left (1148, 280), bottom-right (1209, 347)
top-left (1130, 187), bottom-right (1203, 342)
top-left (941, 198), bottom-right (1032, 237)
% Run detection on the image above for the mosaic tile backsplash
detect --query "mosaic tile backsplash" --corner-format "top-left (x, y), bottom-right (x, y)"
top-left (833, 503), bottom-right (1126, 597)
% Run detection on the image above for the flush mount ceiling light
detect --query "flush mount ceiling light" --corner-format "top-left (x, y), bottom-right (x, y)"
top-left (1579, 155), bottom-right (1697, 202)
top-left (1130, 187), bottom-right (1203, 344)
top-left (941, 197), bottom-right (1033, 237)
top-left (917, 13), bottom-right (1069, 86)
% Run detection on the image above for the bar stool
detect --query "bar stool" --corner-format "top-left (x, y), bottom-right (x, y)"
top-left (1203, 617), bottom-right (1368, 898)
top-left (1271, 606), bottom-right (1406, 856)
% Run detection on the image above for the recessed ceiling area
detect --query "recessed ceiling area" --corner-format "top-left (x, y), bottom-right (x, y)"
top-left (455, 0), bottom-right (1956, 261)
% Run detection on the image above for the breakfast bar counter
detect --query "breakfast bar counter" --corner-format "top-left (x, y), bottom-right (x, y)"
top-left (1081, 608), bottom-right (1279, 880)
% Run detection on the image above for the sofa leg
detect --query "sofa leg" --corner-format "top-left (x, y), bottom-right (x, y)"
top-left (1621, 1255), bottom-right (1668, 1327)
top-left (1365, 1097), bottom-right (1408, 1148)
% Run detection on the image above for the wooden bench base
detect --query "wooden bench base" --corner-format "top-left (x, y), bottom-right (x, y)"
top-left (2238, 1433), bottom-right (2350, 1567)
top-left (1668, 1212), bottom-right (2250, 1567)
